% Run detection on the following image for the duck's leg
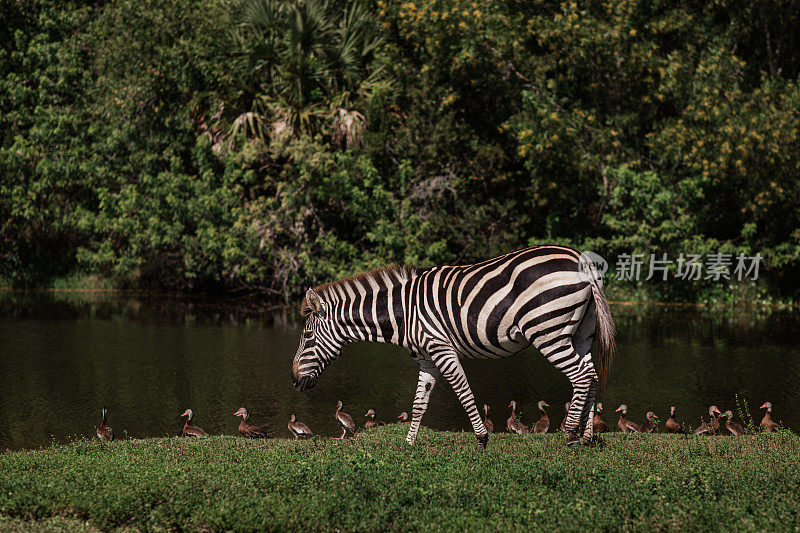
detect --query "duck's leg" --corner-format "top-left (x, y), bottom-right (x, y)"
top-left (406, 359), bottom-right (439, 446)
top-left (430, 346), bottom-right (488, 450)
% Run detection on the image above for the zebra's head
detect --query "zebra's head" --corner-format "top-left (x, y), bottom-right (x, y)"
top-left (291, 288), bottom-right (344, 391)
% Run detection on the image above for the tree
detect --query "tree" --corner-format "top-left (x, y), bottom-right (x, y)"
top-left (220, 0), bottom-right (385, 146)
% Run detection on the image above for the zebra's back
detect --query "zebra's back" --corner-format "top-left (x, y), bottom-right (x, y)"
top-left (414, 246), bottom-right (592, 359)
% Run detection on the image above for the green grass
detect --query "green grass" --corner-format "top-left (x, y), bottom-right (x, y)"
top-left (1, 427), bottom-right (799, 531)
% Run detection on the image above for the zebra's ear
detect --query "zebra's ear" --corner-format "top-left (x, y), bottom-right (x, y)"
top-left (304, 288), bottom-right (326, 316)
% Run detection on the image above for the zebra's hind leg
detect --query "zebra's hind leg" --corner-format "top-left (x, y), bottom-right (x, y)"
top-left (536, 338), bottom-right (598, 445)
top-left (572, 313), bottom-right (600, 445)
top-left (580, 377), bottom-right (598, 444)
top-left (406, 359), bottom-right (440, 446)
top-left (431, 348), bottom-right (489, 450)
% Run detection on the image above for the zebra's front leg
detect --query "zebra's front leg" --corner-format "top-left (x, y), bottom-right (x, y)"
top-left (433, 351), bottom-right (489, 450)
top-left (406, 359), bottom-right (439, 446)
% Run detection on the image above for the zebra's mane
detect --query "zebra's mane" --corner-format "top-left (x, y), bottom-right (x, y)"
top-left (300, 265), bottom-right (419, 316)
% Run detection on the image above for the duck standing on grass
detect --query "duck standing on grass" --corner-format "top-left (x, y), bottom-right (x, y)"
top-left (288, 414), bottom-right (314, 439)
top-left (665, 406), bottom-right (684, 433)
top-left (483, 405), bottom-right (493, 433)
top-left (616, 405), bottom-right (641, 433)
top-left (507, 401), bottom-right (528, 434)
top-left (96, 407), bottom-right (113, 442)
top-left (335, 401), bottom-right (356, 439)
top-left (760, 402), bottom-right (780, 432)
top-left (640, 411), bottom-right (659, 433)
top-left (532, 401), bottom-right (550, 434)
top-left (181, 409), bottom-right (208, 437)
top-left (693, 405), bottom-right (722, 435)
top-left (365, 409), bottom-right (385, 428)
top-left (234, 407), bottom-right (271, 438)
top-left (720, 411), bottom-right (744, 435)
top-left (593, 403), bottom-right (609, 433)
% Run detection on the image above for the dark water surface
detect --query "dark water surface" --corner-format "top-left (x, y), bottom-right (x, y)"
top-left (1, 292), bottom-right (797, 451)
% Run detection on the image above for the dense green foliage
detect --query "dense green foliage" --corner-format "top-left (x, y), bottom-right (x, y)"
top-left (2, 0), bottom-right (799, 300)
top-left (1, 428), bottom-right (799, 530)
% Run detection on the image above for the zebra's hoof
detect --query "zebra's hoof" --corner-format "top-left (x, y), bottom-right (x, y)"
top-left (566, 433), bottom-right (581, 446)
top-left (476, 433), bottom-right (489, 450)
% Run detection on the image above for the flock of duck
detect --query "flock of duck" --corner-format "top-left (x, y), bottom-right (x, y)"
top-left (501, 401), bottom-right (782, 435)
top-left (94, 402), bottom-right (412, 442)
top-left (95, 400), bottom-right (782, 443)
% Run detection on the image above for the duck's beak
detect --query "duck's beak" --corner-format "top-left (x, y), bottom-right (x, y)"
top-left (760, 403), bottom-right (767, 409)
top-left (653, 415), bottom-right (659, 419)
top-left (615, 406), bottom-right (623, 412)
top-left (714, 408), bottom-right (721, 414)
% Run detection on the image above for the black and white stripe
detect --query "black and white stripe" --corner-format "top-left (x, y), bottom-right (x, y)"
top-left (291, 245), bottom-right (615, 447)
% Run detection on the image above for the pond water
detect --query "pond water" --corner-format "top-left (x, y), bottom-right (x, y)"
top-left (0, 292), bottom-right (797, 451)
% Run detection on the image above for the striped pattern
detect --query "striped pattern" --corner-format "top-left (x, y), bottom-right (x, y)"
top-left (291, 245), bottom-right (615, 446)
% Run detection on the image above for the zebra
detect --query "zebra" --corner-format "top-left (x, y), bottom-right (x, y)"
top-left (290, 245), bottom-right (615, 448)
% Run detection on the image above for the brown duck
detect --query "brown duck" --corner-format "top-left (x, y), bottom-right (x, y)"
top-left (615, 405), bottom-right (641, 432)
top-left (532, 400), bottom-right (550, 434)
top-left (234, 407), bottom-right (271, 438)
top-left (760, 402), bottom-right (780, 432)
top-left (666, 406), bottom-right (684, 434)
top-left (335, 401), bottom-right (356, 439)
top-left (96, 407), bottom-right (113, 442)
top-left (288, 414), bottom-right (314, 439)
top-left (640, 411), bottom-right (659, 433)
top-left (397, 411), bottom-right (410, 424)
top-left (365, 409), bottom-right (385, 428)
top-left (560, 402), bottom-right (571, 432)
top-left (593, 403), bottom-right (609, 433)
top-left (720, 410), bottom-right (744, 436)
top-left (181, 409), bottom-right (208, 437)
top-left (507, 400), bottom-right (528, 434)
top-left (483, 404), bottom-right (493, 433)
top-left (693, 405), bottom-right (722, 435)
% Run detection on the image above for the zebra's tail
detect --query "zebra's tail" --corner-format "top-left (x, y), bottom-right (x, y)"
top-left (579, 254), bottom-right (616, 391)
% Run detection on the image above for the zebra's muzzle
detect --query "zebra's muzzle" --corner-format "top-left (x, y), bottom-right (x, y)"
top-left (293, 374), bottom-right (316, 392)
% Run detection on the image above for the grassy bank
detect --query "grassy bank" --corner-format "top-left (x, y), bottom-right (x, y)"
top-left (1, 426), bottom-right (799, 531)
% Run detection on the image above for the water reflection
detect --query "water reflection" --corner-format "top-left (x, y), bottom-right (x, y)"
top-left (0, 291), bottom-right (797, 450)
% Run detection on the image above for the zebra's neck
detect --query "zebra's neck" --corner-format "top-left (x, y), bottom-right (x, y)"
top-left (323, 266), bottom-right (416, 348)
